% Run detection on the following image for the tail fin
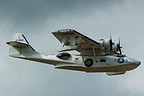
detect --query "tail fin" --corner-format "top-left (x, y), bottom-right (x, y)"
top-left (7, 33), bottom-right (36, 58)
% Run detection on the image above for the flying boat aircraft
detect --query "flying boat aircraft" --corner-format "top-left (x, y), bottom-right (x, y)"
top-left (7, 29), bottom-right (141, 76)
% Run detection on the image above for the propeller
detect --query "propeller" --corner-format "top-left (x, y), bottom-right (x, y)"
top-left (117, 37), bottom-right (122, 54)
top-left (109, 35), bottom-right (113, 52)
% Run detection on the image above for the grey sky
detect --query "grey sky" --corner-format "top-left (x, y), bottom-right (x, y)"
top-left (1, 0), bottom-right (144, 96)
top-left (0, 0), bottom-right (125, 31)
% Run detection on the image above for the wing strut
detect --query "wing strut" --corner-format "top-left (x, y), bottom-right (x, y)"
top-left (79, 46), bottom-right (85, 63)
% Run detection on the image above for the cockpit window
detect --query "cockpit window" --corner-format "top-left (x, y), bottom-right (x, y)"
top-left (56, 53), bottom-right (71, 60)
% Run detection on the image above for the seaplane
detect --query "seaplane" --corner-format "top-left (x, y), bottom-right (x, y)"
top-left (7, 29), bottom-right (141, 76)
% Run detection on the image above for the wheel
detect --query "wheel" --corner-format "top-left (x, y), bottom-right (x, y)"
top-left (85, 59), bottom-right (93, 67)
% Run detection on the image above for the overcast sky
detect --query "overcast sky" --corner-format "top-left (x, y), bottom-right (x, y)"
top-left (1, 0), bottom-right (144, 96)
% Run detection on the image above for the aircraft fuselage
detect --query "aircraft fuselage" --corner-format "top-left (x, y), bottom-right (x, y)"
top-left (12, 52), bottom-right (140, 73)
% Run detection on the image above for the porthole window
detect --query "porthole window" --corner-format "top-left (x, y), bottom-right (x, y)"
top-left (75, 58), bottom-right (79, 62)
top-left (57, 53), bottom-right (71, 60)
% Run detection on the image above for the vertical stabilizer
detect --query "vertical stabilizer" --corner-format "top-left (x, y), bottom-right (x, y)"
top-left (7, 33), bottom-right (36, 58)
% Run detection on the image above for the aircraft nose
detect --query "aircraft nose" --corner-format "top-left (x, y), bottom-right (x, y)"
top-left (130, 58), bottom-right (141, 65)
top-left (133, 60), bottom-right (141, 66)
top-left (135, 60), bottom-right (141, 65)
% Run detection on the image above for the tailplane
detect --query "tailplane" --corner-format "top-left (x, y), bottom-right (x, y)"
top-left (7, 33), bottom-right (36, 58)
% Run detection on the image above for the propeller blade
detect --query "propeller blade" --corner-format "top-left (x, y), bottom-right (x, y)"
top-left (110, 34), bottom-right (113, 52)
top-left (117, 37), bottom-right (122, 54)
top-left (119, 37), bottom-right (121, 47)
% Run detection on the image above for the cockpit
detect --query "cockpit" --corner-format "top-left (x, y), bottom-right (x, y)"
top-left (56, 53), bottom-right (71, 60)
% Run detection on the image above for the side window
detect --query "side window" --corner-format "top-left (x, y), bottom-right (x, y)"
top-left (100, 59), bottom-right (106, 62)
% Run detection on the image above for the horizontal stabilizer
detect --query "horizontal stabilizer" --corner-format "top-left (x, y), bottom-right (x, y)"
top-left (7, 41), bottom-right (29, 47)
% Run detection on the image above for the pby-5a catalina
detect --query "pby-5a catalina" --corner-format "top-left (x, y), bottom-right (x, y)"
top-left (7, 29), bottom-right (141, 76)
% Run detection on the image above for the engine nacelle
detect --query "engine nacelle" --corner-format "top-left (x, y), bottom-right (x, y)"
top-left (111, 44), bottom-right (118, 53)
top-left (99, 39), bottom-right (118, 53)
top-left (99, 39), bottom-right (110, 48)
